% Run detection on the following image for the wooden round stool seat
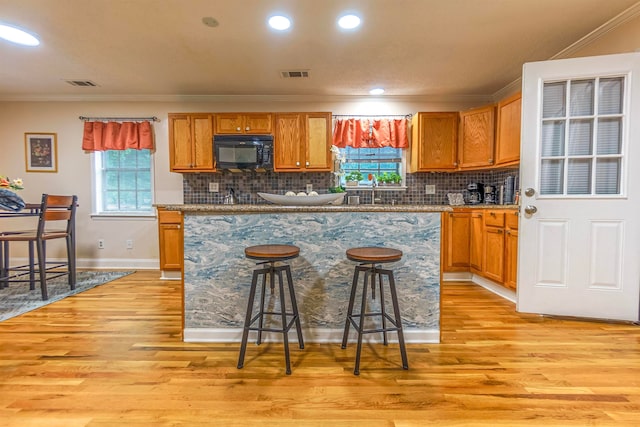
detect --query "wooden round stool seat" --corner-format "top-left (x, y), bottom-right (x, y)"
top-left (245, 244), bottom-right (300, 261)
top-left (346, 246), bottom-right (402, 263)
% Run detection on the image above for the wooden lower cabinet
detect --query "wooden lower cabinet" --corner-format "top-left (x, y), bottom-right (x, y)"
top-left (442, 208), bottom-right (518, 290)
top-left (442, 212), bottom-right (471, 272)
top-left (157, 207), bottom-right (183, 272)
top-left (470, 211), bottom-right (484, 272)
top-left (504, 211), bottom-right (519, 290)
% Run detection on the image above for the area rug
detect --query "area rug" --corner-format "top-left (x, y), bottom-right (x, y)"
top-left (0, 270), bottom-right (134, 321)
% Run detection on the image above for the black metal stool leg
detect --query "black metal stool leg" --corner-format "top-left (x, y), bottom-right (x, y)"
top-left (377, 267), bottom-right (388, 346)
top-left (341, 265), bottom-right (361, 349)
top-left (284, 265), bottom-right (304, 349)
top-left (257, 264), bottom-right (269, 345)
top-left (276, 268), bottom-right (292, 375)
top-left (238, 269), bottom-right (261, 369)
top-left (353, 265), bottom-right (370, 376)
top-left (387, 271), bottom-right (408, 370)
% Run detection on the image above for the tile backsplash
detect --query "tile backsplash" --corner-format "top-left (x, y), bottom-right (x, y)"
top-left (183, 168), bottom-right (519, 205)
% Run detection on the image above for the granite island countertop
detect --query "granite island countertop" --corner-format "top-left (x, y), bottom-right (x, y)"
top-left (159, 204), bottom-right (454, 214)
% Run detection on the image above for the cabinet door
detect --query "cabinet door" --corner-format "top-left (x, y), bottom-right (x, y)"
top-left (305, 113), bottom-right (331, 170)
top-left (215, 114), bottom-right (244, 134)
top-left (470, 212), bottom-right (484, 272)
top-left (483, 226), bottom-right (505, 283)
top-left (495, 92), bottom-right (522, 166)
top-left (244, 113), bottom-right (273, 134)
top-left (168, 114), bottom-right (194, 171)
top-left (410, 112), bottom-right (458, 171)
top-left (158, 209), bottom-right (183, 271)
top-left (442, 212), bottom-right (471, 272)
top-left (459, 105), bottom-right (495, 169)
top-left (191, 114), bottom-right (214, 171)
top-left (504, 228), bottom-right (518, 290)
top-left (274, 113), bottom-right (304, 170)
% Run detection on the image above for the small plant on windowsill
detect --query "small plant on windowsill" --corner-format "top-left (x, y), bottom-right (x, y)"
top-left (344, 171), bottom-right (363, 186)
top-left (377, 172), bottom-right (391, 186)
top-left (388, 172), bottom-right (402, 186)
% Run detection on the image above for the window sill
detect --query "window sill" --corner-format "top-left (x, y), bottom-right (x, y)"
top-left (344, 186), bottom-right (407, 192)
top-left (91, 212), bottom-right (156, 220)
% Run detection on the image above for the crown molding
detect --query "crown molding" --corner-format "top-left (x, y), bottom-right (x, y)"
top-left (551, 2), bottom-right (640, 60)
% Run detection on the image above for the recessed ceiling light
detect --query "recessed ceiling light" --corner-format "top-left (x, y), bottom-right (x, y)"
top-left (0, 23), bottom-right (40, 46)
top-left (338, 14), bottom-right (361, 30)
top-left (369, 88), bottom-right (385, 95)
top-left (268, 15), bottom-right (291, 31)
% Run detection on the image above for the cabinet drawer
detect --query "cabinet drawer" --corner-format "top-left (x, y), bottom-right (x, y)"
top-left (484, 210), bottom-right (505, 227)
top-left (159, 210), bottom-right (182, 224)
top-left (505, 210), bottom-right (519, 229)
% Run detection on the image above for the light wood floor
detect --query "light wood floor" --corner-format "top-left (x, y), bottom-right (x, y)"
top-left (1, 271), bottom-right (639, 426)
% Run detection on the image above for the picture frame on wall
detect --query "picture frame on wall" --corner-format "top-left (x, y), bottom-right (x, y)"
top-left (24, 132), bottom-right (58, 173)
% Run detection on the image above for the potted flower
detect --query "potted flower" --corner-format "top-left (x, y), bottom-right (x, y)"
top-left (377, 172), bottom-right (390, 186)
top-left (344, 171), bottom-right (363, 186)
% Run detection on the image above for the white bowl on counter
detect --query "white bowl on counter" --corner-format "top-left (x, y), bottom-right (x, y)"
top-left (258, 192), bottom-right (346, 206)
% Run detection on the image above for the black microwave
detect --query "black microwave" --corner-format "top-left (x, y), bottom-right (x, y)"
top-left (214, 134), bottom-right (273, 171)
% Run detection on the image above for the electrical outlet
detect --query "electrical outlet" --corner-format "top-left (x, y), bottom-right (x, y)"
top-left (126, 239), bottom-right (133, 249)
top-left (98, 239), bottom-right (105, 249)
top-left (209, 182), bottom-right (219, 193)
top-left (425, 184), bottom-right (436, 195)
top-left (306, 184), bottom-right (313, 193)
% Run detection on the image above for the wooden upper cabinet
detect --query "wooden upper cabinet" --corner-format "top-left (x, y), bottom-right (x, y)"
top-left (215, 113), bottom-right (273, 134)
top-left (274, 112), bottom-right (331, 172)
top-left (305, 113), bottom-right (332, 170)
top-left (458, 104), bottom-right (496, 170)
top-left (410, 112), bottom-right (458, 172)
top-left (168, 113), bottom-right (215, 172)
top-left (495, 92), bottom-right (522, 166)
top-left (274, 113), bottom-right (304, 170)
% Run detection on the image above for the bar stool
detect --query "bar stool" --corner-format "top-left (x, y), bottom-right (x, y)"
top-left (341, 246), bottom-right (409, 375)
top-left (237, 244), bottom-right (304, 375)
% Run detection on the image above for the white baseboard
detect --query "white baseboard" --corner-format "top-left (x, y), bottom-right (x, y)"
top-left (6, 256), bottom-right (159, 270)
top-left (471, 274), bottom-right (517, 303)
top-left (442, 272), bottom-right (473, 281)
top-left (160, 270), bottom-right (182, 280)
top-left (183, 327), bottom-right (440, 344)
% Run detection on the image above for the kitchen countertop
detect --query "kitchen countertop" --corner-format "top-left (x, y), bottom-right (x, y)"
top-left (159, 204), bottom-right (454, 214)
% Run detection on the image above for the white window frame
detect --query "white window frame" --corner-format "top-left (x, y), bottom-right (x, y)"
top-left (338, 146), bottom-right (407, 190)
top-left (91, 149), bottom-right (155, 218)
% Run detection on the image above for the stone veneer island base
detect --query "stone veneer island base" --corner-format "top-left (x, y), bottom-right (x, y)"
top-left (166, 205), bottom-right (449, 344)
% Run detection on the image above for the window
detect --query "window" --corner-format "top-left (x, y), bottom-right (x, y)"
top-left (339, 146), bottom-right (405, 186)
top-left (540, 76), bottom-right (625, 196)
top-left (93, 149), bottom-right (153, 215)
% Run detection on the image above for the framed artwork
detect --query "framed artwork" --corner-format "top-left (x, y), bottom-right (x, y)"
top-left (24, 132), bottom-right (58, 172)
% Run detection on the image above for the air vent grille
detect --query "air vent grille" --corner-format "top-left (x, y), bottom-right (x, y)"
top-left (65, 80), bottom-right (98, 87)
top-left (280, 70), bottom-right (310, 79)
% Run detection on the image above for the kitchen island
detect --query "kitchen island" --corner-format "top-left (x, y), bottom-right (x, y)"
top-left (163, 204), bottom-right (451, 343)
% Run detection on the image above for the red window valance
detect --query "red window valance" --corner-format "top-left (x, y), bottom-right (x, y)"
top-left (332, 118), bottom-right (408, 149)
top-left (82, 121), bottom-right (154, 151)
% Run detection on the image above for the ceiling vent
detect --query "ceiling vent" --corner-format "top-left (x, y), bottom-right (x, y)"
top-left (65, 80), bottom-right (98, 87)
top-left (280, 70), bottom-right (310, 79)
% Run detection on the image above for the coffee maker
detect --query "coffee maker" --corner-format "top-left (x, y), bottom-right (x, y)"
top-left (483, 184), bottom-right (497, 204)
top-left (467, 182), bottom-right (483, 204)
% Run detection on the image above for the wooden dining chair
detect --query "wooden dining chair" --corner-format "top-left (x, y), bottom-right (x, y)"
top-left (0, 194), bottom-right (77, 300)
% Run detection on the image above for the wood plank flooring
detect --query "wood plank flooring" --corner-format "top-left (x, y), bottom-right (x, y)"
top-left (1, 270), bottom-right (640, 426)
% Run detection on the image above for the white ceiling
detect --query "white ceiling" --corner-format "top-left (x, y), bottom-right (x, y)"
top-left (1, 0), bottom-right (639, 101)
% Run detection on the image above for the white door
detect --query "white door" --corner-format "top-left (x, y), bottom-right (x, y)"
top-left (518, 52), bottom-right (640, 322)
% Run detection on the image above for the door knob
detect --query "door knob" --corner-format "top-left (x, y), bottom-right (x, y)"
top-left (524, 205), bottom-right (537, 215)
top-left (524, 188), bottom-right (535, 197)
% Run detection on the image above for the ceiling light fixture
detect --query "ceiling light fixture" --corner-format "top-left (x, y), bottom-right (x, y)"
top-left (338, 14), bottom-right (361, 30)
top-left (268, 15), bottom-right (291, 31)
top-left (369, 88), bottom-right (385, 95)
top-left (0, 23), bottom-right (40, 46)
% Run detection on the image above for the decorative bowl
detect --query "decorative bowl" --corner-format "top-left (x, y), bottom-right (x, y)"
top-left (258, 192), bottom-right (346, 206)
